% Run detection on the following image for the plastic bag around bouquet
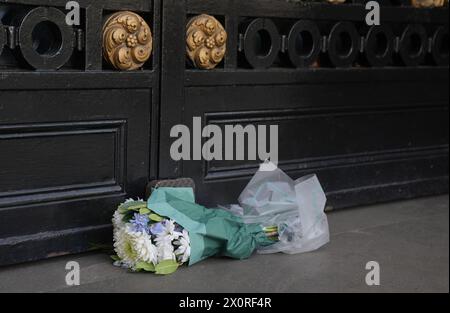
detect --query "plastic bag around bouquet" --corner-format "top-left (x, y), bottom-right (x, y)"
top-left (222, 161), bottom-right (330, 255)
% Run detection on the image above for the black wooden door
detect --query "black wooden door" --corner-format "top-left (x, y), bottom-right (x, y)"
top-left (0, 0), bottom-right (448, 266)
top-left (159, 0), bottom-right (449, 208)
top-left (0, 0), bottom-right (160, 265)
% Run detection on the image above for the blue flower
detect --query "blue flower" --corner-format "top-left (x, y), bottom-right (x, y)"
top-left (130, 213), bottom-right (150, 234)
top-left (149, 222), bottom-right (165, 235)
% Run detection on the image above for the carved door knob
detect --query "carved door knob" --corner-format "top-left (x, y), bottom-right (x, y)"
top-left (103, 11), bottom-right (153, 71)
top-left (186, 14), bottom-right (227, 69)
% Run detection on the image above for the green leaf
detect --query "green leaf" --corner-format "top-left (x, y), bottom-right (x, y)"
top-left (110, 255), bottom-right (121, 262)
top-left (118, 201), bottom-right (147, 214)
top-left (149, 213), bottom-right (164, 222)
top-left (122, 211), bottom-right (136, 223)
top-left (135, 262), bottom-right (156, 272)
top-left (139, 208), bottom-right (151, 215)
top-left (155, 260), bottom-right (179, 275)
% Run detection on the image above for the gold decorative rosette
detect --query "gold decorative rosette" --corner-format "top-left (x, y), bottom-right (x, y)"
top-left (411, 0), bottom-right (446, 7)
top-left (103, 11), bottom-right (153, 71)
top-left (186, 14), bottom-right (227, 70)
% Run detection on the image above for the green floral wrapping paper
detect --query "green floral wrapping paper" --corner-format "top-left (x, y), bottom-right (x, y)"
top-left (147, 187), bottom-right (277, 265)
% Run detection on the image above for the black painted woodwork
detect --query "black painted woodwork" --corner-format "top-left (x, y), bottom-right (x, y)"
top-left (240, 18), bottom-right (282, 69)
top-left (0, 0), bottom-right (449, 266)
top-left (0, 0), bottom-right (160, 266)
top-left (362, 25), bottom-right (395, 67)
top-left (159, 0), bottom-right (449, 210)
top-left (285, 20), bottom-right (322, 68)
top-left (398, 24), bottom-right (428, 66)
top-left (431, 25), bottom-right (449, 66)
top-left (13, 6), bottom-right (75, 70)
top-left (326, 21), bottom-right (360, 68)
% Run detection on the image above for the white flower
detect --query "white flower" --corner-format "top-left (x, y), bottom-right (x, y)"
top-left (112, 210), bottom-right (125, 230)
top-left (156, 237), bottom-right (176, 262)
top-left (114, 226), bottom-right (137, 266)
top-left (133, 232), bottom-right (158, 266)
top-left (124, 197), bottom-right (143, 203)
top-left (114, 225), bottom-right (158, 267)
top-left (156, 220), bottom-right (182, 243)
top-left (174, 230), bottom-right (191, 264)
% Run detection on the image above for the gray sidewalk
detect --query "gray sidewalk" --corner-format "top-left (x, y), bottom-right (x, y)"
top-left (0, 195), bottom-right (448, 293)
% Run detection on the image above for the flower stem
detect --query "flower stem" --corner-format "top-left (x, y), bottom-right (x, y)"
top-left (263, 226), bottom-right (279, 241)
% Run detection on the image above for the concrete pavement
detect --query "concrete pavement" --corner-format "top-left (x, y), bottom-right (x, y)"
top-left (0, 195), bottom-right (448, 293)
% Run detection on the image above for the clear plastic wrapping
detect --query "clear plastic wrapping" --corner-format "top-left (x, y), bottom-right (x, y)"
top-left (222, 162), bottom-right (330, 254)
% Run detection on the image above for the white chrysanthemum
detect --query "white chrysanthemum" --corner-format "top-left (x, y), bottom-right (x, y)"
top-left (114, 226), bottom-right (158, 266)
top-left (174, 229), bottom-right (191, 264)
top-left (114, 226), bottom-right (137, 266)
top-left (133, 231), bottom-right (158, 265)
top-left (155, 237), bottom-right (176, 262)
top-left (112, 210), bottom-right (125, 230)
top-left (156, 220), bottom-right (182, 243)
top-left (124, 197), bottom-right (143, 203)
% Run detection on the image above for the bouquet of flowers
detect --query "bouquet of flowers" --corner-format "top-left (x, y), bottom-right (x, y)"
top-left (112, 162), bottom-right (329, 275)
top-left (112, 188), bottom-right (279, 275)
top-left (112, 199), bottom-right (192, 274)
